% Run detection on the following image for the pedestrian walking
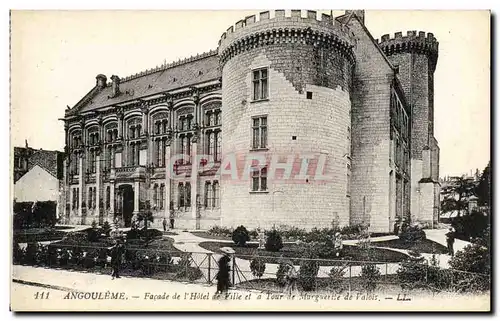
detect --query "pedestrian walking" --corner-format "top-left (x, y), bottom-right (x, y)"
top-left (110, 240), bottom-right (125, 279)
top-left (162, 217), bottom-right (167, 232)
top-left (445, 227), bottom-right (455, 256)
top-left (169, 209), bottom-right (175, 229)
top-left (216, 254), bottom-right (231, 297)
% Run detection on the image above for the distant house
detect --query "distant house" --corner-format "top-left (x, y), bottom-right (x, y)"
top-left (13, 142), bottom-right (64, 218)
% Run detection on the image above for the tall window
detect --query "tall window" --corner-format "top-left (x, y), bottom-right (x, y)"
top-left (88, 187), bottom-right (93, 209)
top-left (252, 68), bottom-right (268, 101)
top-left (252, 167), bottom-right (267, 191)
top-left (178, 183), bottom-right (184, 208)
top-left (106, 186), bottom-right (110, 209)
top-left (207, 131), bottom-right (221, 161)
top-left (185, 182), bottom-right (191, 207)
top-left (204, 182), bottom-right (212, 208)
top-left (213, 181), bottom-right (220, 207)
top-left (153, 184), bottom-right (158, 208)
top-left (159, 184), bottom-right (164, 209)
top-left (252, 116), bottom-right (267, 149)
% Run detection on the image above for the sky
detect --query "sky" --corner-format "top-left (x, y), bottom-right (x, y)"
top-left (10, 9), bottom-right (490, 177)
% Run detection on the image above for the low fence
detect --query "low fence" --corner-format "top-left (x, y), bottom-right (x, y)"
top-left (14, 242), bottom-right (490, 295)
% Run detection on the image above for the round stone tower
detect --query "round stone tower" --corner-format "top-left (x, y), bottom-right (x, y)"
top-left (218, 10), bottom-right (356, 230)
top-left (378, 31), bottom-right (440, 225)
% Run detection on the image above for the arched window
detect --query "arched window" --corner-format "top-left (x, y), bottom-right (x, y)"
top-left (213, 181), bottom-right (220, 208)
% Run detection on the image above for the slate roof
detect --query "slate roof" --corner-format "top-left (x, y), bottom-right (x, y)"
top-left (13, 147), bottom-right (64, 182)
top-left (69, 50), bottom-right (220, 115)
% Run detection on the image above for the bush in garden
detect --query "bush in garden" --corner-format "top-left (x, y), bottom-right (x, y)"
top-left (23, 243), bottom-right (38, 265)
top-left (61, 231), bottom-right (88, 244)
top-left (449, 243), bottom-right (490, 275)
top-left (328, 265), bottom-right (348, 292)
top-left (250, 257), bottom-right (266, 278)
top-left (299, 259), bottom-right (320, 292)
top-left (70, 247), bottom-right (84, 265)
top-left (232, 225), bottom-right (250, 247)
top-left (340, 224), bottom-right (364, 239)
top-left (58, 249), bottom-right (70, 267)
top-left (156, 252), bottom-right (174, 272)
top-left (101, 221), bottom-right (112, 237)
top-left (95, 249), bottom-right (108, 267)
top-left (276, 262), bottom-right (289, 287)
top-left (175, 254), bottom-right (203, 281)
top-left (46, 246), bottom-right (59, 267)
top-left (91, 220), bottom-right (98, 229)
top-left (82, 251), bottom-right (97, 269)
top-left (208, 226), bottom-right (233, 237)
top-left (399, 224), bottom-right (426, 243)
top-left (87, 227), bottom-right (100, 242)
top-left (265, 229), bottom-right (283, 252)
top-left (248, 229), bottom-right (258, 239)
top-left (126, 229), bottom-right (141, 240)
top-left (13, 242), bottom-right (24, 264)
top-left (360, 263), bottom-right (381, 293)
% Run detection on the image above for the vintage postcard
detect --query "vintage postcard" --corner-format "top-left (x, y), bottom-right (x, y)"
top-left (10, 9), bottom-right (491, 312)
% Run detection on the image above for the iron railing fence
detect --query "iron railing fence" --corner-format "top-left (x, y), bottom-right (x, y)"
top-left (16, 242), bottom-right (490, 295)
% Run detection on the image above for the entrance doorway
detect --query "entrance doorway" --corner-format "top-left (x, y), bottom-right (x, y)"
top-left (118, 184), bottom-right (134, 227)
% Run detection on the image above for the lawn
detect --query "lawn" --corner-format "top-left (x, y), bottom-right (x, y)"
top-left (13, 228), bottom-right (71, 243)
top-left (371, 238), bottom-right (448, 254)
top-left (51, 235), bottom-right (180, 253)
top-left (191, 231), bottom-right (232, 241)
top-left (198, 242), bottom-right (409, 265)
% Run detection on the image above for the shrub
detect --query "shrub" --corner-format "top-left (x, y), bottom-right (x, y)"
top-left (126, 229), bottom-right (141, 240)
top-left (360, 263), bottom-right (381, 292)
top-left (399, 224), bottom-right (426, 243)
top-left (208, 226), bottom-right (233, 237)
top-left (70, 247), bottom-right (84, 265)
top-left (340, 224), bottom-right (364, 239)
top-left (451, 211), bottom-right (489, 242)
top-left (276, 262), bottom-right (289, 287)
top-left (91, 220), bottom-right (98, 229)
top-left (101, 221), bottom-right (112, 237)
top-left (250, 257), bottom-right (266, 278)
top-left (23, 243), bottom-right (38, 265)
top-left (299, 259), bottom-right (319, 292)
top-left (175, 254), bottom-right (203, 281)
top-left (13, 242), bottom-right (24, 264)
top-left (265, 229), bottom-right (283, 252)
top-left (61, 231), bottom-right (88, 244)
top-left (87, 228), bottom-right (100, 242)
top-left (232, 225), bottom-right (250, 247)
top-left (328, 264), bottom-right (348, 292)
top-left (46, 246), bottom-right (58, 267)
top-left (82, 251), bottom-right (96, 269)
top-left (58, 249), bottom-right (70, 267)
top-left (449, 243), bottom-right (490, 275)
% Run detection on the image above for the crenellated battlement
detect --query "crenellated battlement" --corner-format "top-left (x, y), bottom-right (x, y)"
top-left (376, 31), bottom-right (439, 60)
top-left (218, 10), bottom-right (355, 67)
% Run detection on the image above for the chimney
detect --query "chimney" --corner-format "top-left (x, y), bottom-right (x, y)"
top-left (110, 75), bottom-right (121, 97)
top-left (96, 74), bottom-right (107, 89)
top-left (346, 10), bottom-right (365, 24)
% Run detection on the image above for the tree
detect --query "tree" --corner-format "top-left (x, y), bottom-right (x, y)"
top-left (475, 161), bottom-right (491, 207)
top-left (440, 176), bottom-right (477, 216)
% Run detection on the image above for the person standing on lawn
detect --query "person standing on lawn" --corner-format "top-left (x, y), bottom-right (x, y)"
top-left (445, 227), bottom-right (455, 256)
top-left (110, 239), bottom-right (125, 279)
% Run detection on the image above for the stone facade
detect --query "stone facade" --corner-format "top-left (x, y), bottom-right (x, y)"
top-left (61, 10), bottom-right (440, 232)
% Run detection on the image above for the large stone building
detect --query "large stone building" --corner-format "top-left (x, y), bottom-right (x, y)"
top-left (61, 10), bottom-right (440, 232)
